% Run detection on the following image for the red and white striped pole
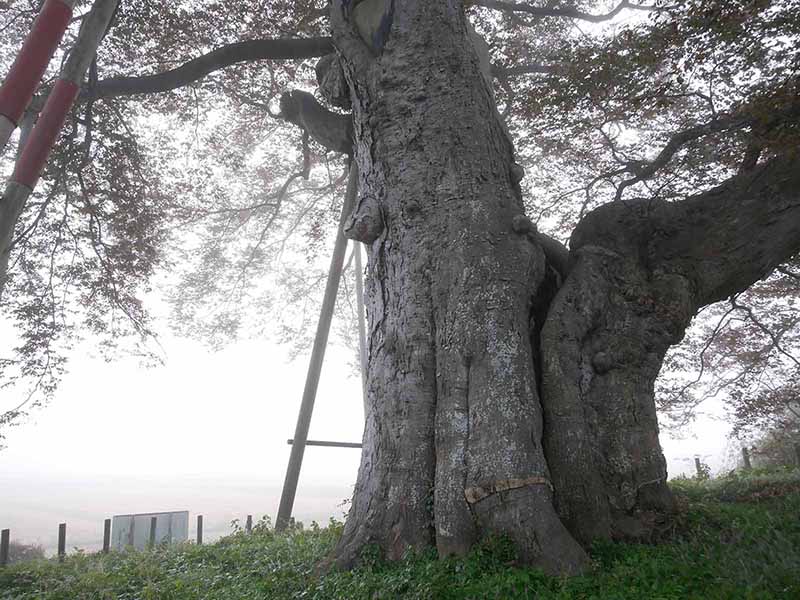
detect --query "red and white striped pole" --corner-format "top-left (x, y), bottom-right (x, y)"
top-left (0, 0), bottom-right (79, 153)
top-left (1, 0), bottom-right (118, 300)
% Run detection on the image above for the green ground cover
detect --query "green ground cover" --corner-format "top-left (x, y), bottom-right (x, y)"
top-left (2, 468), bottom-right (799, 599)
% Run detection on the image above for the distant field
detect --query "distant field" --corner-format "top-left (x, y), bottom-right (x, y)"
top-left (0, 473), bottom-right (352, 555)
top-left (2, 467), bottom-right (799, 599)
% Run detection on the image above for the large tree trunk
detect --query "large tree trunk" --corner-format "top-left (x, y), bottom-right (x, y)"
top-left (541, 244), bottom-right (688, 543)
top-left (324, 0), bottom-right (800, 576)
top-left (330, 0), bottom-right (587, 575)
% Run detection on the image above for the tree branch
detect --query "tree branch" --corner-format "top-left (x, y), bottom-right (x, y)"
top-left (532, 230), bottom-right (570, 278)
top-left (471, 0), bottom-right (656, 23)
top-left (777, 265), bottom-right (800, 281)
top-left (730, 296), bottom-right (800, 370)
top-left (573, 153), bottom-right (800, 309)
top-left (491, 62), bottom-right (560, 78)
top-left (89, 37), bottom-right (334, 99)
top-left (613, 112), bottom-right (752, 201)
top-left (613, 99), bottom-right (800, 201)
top-left (664, 301), bottom-right (738, 409)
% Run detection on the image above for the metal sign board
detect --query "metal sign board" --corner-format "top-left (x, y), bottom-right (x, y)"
top-left (110, 511), bottom-right (189, 551)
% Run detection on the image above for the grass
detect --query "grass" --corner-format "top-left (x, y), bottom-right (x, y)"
top-left (2, 468), bottom-right (799, 599)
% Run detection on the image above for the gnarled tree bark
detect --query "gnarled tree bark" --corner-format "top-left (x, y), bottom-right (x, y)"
top-left (329, 0), bottom-right (588, 575)
top-left (543, 154), bottom-right (800, 543)
top-left (265, 2), bottom-right (800, 574)
top-left (313, 0), bottom-right (800, 574)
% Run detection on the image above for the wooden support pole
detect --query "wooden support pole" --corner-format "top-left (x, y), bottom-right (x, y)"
top-left (1, 0), bottom-right (119, 302)
top-left (102, 519), bottom-right (111, 553)
top-left (57, 523), bottom-right (66, 562)
top-left (245, 515), bottom-right (253, 534)
top-left (742, 447), bottom-right (752, 470)
top-left (287, 438), bottom-right (362, 448)
top-left (148, 516), bottom-right (157, 549)
top-left (694, 457), bottom-right (702, 477)
top-left (16, 111), bottom-right (35, 163)
top-left (0, 0), bottom-right (77, 152)
top-left (354, 241), bottom-right (368, 414)
top-left (10, 0), bottom-right (119, 191)
top-left (275, 165), bottom-right (358, 533)
top-left (11, 79), bottom-right (79, 190)
top-left (196, 515), bottom-right (203, 545)
top-left (0, 529), bottom-right (9, 566)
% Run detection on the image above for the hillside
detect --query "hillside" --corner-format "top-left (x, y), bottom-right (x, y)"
top-left (2, 468), bottom-right (799, 599)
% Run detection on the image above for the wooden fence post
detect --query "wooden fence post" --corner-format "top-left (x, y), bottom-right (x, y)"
top-left (196, 515), bottom-right (203, 545)
top-left (742, 447), bottom-right (752, 470)
top-left (0, 529), bottom-right (9, 566)
top-left (245, 515), bottom-right (252, 534)
top-left (694, 457), bottom-right (702, 477)
top-left (102, 518), bottom-right (111, 553)
top-left (148, 516), bottom-right (157, 549)
top-left (57, 523), bottom-right (66, 562)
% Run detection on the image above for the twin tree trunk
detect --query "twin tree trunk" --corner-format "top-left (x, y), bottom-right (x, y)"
top-left (324, 1), bottom-right (800, 575)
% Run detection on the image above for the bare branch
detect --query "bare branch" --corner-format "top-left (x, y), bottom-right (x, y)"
top-left (613, 99), bottom-right (800, 201)
top-left (777, 265), bottom-right (800, 281)
top-left (492, 63), bottom-right (559, 78)
top-left (471, 0), bottom-right (656, 23)
top-left (667, 301), bottom-right (738, 409)
top-left (730, 296), bottom-right (800, 371)
top-left (613, 112), bottom-right (751, 201)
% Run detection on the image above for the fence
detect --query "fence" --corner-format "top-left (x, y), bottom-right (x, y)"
top-left (0, 513), bottom-right (260, 567)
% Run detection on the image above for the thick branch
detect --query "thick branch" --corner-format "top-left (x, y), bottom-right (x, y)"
top-left (657, 155), bottom-right (800, 305)
top-left (573, 153), bottom-right (800, 309)
top-left (471, 0), bottom-right (655, 23)
top-left (532, 230), bottom-right (570, 279)
top-left (90, 37), bottom-right (334, 99)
